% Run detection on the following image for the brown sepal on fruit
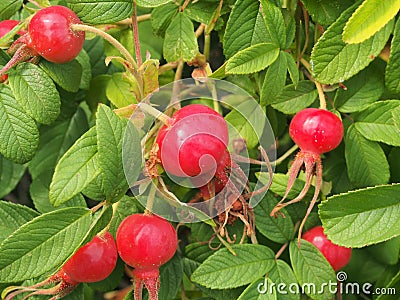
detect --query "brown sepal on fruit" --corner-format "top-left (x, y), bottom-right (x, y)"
top-left (270, 150), bottom-right (323, 244)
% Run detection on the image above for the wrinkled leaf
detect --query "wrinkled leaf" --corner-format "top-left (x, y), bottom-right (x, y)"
top-left (319, 184), bottom-right (400, 247)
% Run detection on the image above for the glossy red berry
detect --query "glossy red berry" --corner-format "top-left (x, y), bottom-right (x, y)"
top-left (303, 226), bottom-right (352, 271)
top-left (155, 104), bottom-right (229, 177)
top-left (116, 214), bottom-right (177, 270)
top-left (0, 20), bottom-right (25, 38)
top-left (26, 5), bottom-right (85, 63)
top-left (289, 108), bottom-right (344, 155)
top-left (116, 214), bottom-right (177, 300)
top-left (62, 231), bottom-right (117, 283)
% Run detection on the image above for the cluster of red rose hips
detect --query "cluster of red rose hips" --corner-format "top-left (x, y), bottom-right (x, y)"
top-left (0, 4), bottom-right (352, 298)
top-left (3, 214), bottom-right (177, 300)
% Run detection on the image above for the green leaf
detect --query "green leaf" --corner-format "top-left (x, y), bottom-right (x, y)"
top-left (269, 260), bottom-right (300, 300)
top-left (238, 277), bottom-right (276, 300)
top-left (311, 2), bottom-right (393, 84)
top-left (301, 0), bottom-right (353, 26)
top-left (283, 51), bottom-right (299, 88)
top-left (75, 50), bottom-right (92, 90)
top-left (0, 201), bottom-right (39, 243)
top-left (121, 121), bottom-right (143, 191)
top-left (0, 207), bottom-right (91, 282)
top-left (85, 75), bottom-right (111, 111)
top-left (289, 240), bottom-right (336, 300)
top-left (343, 0), bottom-right (400, 44)
top-left (82, 204), bottom-right (113, 244)
top-left (271, 81), bottom-right (317, 114)
top-left (159, 255), bottom-right (183, 300)
top-left (96, 104), bottom-right (128, 201)
top-left (334, 68), bottom-right (384, 113)
top-left (185, 0), bottom-right (221, 25)
top-left (39, 59), bottom-right (82, 93)
top-left (141, 59), bottom-right (159, 96)
top-left (151, 3), bottom-right (178, 37)
top-left (225, 99), bottom-right (266, 148)
top-left (49, 127), bottom-right (100, 206)
top-left (223, 0), bottom-right (270, 59)
top-left (9, 63), bottom-right (60, 125)
top-left (260, 51), bottom-right (288, 105)
top-left (367, 237), bottom-right (400, 265)
top-left (106, 72), bottom-right (137, 108)
top-left (109, 196), bottom-right (138, 237)
top-left (375, 270), bottom-right (400, 300)
top-left (136, 0), bottom-right (171, 7)
top-left (191, 244), bottom-right (275, 289)
top-left (29, 107), bottom-right (89, 179)
top-left (0, 85), bottom-right (39, 164)
top-left (319, 184), bottom-right (400, 247)
top-left (254, 193), bottom-right (294, 243)
top-left (30, 172), bottom-right (87, 213)
top-left (354, 100), bottom-right (400, 146)
top-left (0, 0), bottom-right (23, 19)
top-left (345, 125), bottom-right (390, 188)
top-left (386, 18), bottom-right (400, 93)
top-left (82, 174), bottom-right (106, 201)
top-left (0, 155), bottom-right (26, 198)
top-left (323, 150), bottom-right (352, 194)
top-left (260, 0), bottom-right (287, 48)
top-left (66, 0), bottom-right (133, 24)
top-left (163, 12), bottom-right (198, 62)
top-left (226, 43), bottom-right (279, 75)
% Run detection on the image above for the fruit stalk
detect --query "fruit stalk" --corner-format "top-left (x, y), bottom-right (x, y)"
top-left (70, 23), bottom-right (137, 69)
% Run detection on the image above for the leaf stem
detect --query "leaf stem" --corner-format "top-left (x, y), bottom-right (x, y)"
top-left (71, 23), bottom-right (137, 69)
top-left (132, 2), bottom-right (143, 67)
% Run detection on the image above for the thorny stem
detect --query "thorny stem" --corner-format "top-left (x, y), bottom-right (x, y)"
top-left (71, 24), bottom-right (137, 69)
top-left (315, 81), bottom-right (327, 110)
top-left (132, 2), bottom-right (143, 67)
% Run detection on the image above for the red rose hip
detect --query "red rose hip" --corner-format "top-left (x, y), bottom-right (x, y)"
top-left (26, 5), bottom-right (85, 63)
top-left (289, 108), bottom-right (344, 154)
top-left (303, 226), bottom-right (352, 271)
top-left (116, 214), bottom-right (177, 300)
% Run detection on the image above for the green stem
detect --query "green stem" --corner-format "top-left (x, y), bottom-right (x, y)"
top-left (315, 81), bottom-right (327, 110)
top-left (272, 144), bottom-right (299, 165)
top-left (71, 23), bottom-right (137, 69)
top-left (138, 102), bottom-right (171, 125)
top-left (204, 33), bottom-right (211, 61)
